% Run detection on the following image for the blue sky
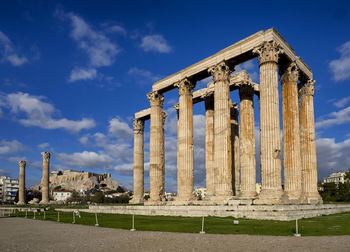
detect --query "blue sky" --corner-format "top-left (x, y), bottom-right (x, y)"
top-left (0, 0), bottom-right (350, 192)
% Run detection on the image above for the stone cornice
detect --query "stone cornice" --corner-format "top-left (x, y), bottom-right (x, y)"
top-left (147, 91), bottom-right (164, 107)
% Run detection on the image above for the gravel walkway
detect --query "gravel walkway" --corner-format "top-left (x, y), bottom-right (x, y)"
top-left (1, 217), bottom-right (349, 252)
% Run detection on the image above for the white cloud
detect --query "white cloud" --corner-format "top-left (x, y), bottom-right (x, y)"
top-left (0, 139), bottom-right (26, 155)
top-left (316, 106), bottom-right (350, 128)
top-left (108, 117), bottom-right (133, 139)
top-left (333, 96), bottom-right (350, 108)
top-left (128, 67), bottom-right (162, 84)
top-left (329, 41), bottom-right (350, 82)
top-left (105, 25), bottom-right (127, 36)
top-left (140, 35), bottom-right (171, 53)
top-left (0, 30), bottom-right (28, 66)
top-left (56, 151), bottom-right (113, 169)
top-left (69, 67), bottom-right (97, 82)
top-left (0, 92), bottom-right (95, 133)
top-left (38, 142), bottom-right (50, 149)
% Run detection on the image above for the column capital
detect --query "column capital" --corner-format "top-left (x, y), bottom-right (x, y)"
top-left (174, 78), bottom-right (195, 96)
top-left (133, 119), bottom-right (145, 134)
top-left (18, 160), bottom-right (26, 166)
top-left (41, 152), bottom-right (51, 161)
top-left (147, 91), bottom-right (164, 107)
top-left (253, 41), bottom-right (284, 66)
top-left (239, 83), bottom-right (255, 100)
top-left (230, 102), bottom-right (239, 120)
top-left (299, 80), bottom-right (315, 97)
top-left (208, 61), bottom-right (232, 82)
top-left (280, 61), bottom-right (299, 84)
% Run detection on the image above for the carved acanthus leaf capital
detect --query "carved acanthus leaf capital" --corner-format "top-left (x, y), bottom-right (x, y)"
top-left (147, 91), bottom-right (164, 107)
top-left (299, 80), bottom-right (315, 97)
top-left (41, 152), bottom-right (51, 161)
top-left (133, 119), bottom-right (145, 134)
top-left (208, 61), bottom-right (232, 82)
top-left (174, 78), bottom-right (195, 96)
top-left (253, 41), bottom-right (284, 66)
top-left (18, 160), bottom-right (26, 166)
top-left (230, 102), bottom-right (239, 119)
top-left (239, 83), bottom-right (255, 100)
top-left (280, 61), bottom-right (299, 84)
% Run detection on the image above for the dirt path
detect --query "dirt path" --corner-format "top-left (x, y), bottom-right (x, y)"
top-left (1, 217), bottom-right (349, 252)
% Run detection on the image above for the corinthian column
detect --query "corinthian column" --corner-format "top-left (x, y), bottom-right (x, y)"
top-left (175, 78), bottom-right (195, 201)
top-left (208, 61), bottom-right (233, 199)
top-left (280, 62), bottom-right (302, 203)
top-left (147, 91), bottom-right (165, 203)
top-left (40, 152), bottom-right (51, 204)
top-left (253, 41), bottom-right (283, 204)
top-left (17, 160), bottom-right (26, 205)
top-left (239, 83), bottom-right (257, 199)
top-left (203, 92), bottom-right (215, 198)
top-left (230, 103), bottom-right (240, 196)
top-left (132, 119), bottom-right (145, 204)
top-left (299, 80), bottom-right (322, 204)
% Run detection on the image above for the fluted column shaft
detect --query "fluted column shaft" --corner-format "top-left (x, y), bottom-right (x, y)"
top-left (204, 94), bottom-right (215, 197)
top-left (209, 61), bottom-right (233, 198)
top-left (299, 80), bottom-right (322, 204)
top-left (239, 84), bottom-right (257, 198)
top-left (175, 79), bottom-right (195, 201)
top-left (281, 62), bottom-right (302, 202)
top-left (253, 41), bottom-right (283, 204)
top-left (41, 152), bottom-right (51, 204)
top-left (147, 91), bottom-right (165, 202)
top-left (231, 103), bottom-right (240, 196)
top-left (18, 161), bottom-right (26, 205)
top-left (132, 119), bottom-right (145, 203)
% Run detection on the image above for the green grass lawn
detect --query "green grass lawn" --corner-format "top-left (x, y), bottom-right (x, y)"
top-left (9, 209), bottom-right (350, 236)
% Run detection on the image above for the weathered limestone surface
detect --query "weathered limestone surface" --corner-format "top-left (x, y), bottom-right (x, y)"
top-left (175, 78), bottom-right (195, 201)
top-left (147, 91), bottom-right (166, 202)
top-left (230, 103), bottom-right (240, 196)
top-left (280, 62), bottom-right (302, 203)
top-left (18, 161), bottom-right (26, 205)
top-left (239, 83), bottom-right (257, 199)
top-left (132, 119), bottom-right (145, 204)
top-left (299, 80), bottom-right (322, 204)
top-left (40, 152), bottom-right (51, 204)
top-left (209, 61), bottom-right (233, 199)
top-left (253, 41), bottom-right (283, 204)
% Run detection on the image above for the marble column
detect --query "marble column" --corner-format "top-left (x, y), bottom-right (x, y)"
top-left (203, 92), bottom-right (215, 198)
top-left (299, 80), bottom-right (322, 204)
top-left (147, 91), bottom-right (165, 202)
top-left (175, 78), bottom-right (195, 201)
top-left (17, 160), bottom-right (26, 205)
top-left (253, 41), bottom-right (283, 204)
top-left (239, 83), bottom-right (257, 199)
top-left (280, 62), bottom-right (302, 203)
top-left (40, 152), bottom-right (51, 204)
top-left (230, 103), bottom-right (240, 196)
top-left (208, 61), bottom-right (233, 199)
top-left (132, 119), bottom-right (145, 204)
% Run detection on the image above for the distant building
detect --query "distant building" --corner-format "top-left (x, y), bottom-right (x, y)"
top-left (53, 190), bottom-right (72, 202)
top-left (323, 172), bottom-right (349, 184)
top-left (0, 176), bottom-right (19, 203)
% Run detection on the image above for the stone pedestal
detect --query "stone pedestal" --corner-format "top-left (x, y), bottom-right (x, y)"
top-left (147, 91), bottom-right (166, 203)
top-left (40, 152), bottom-right (51, 204)
top-left (209, 61), bottom-right (233, 199)
top-left (230, 103), bottom-right (240, 196)
top-left (17, 160), bottom-right (26, 205)
top-left (175, 78), bottom-right (195, 201)
top-left (239, 84), bottom-right (257, 199)
top-left (299, 80), bottom-right (322, 204)
top-left (253, 42), bottom-right (283, 204)
top-left (280, 62), bottom-right (302, 203)
top-left (131, 119), bottom-right (145, 204)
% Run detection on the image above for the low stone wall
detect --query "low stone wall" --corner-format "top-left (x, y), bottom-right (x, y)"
top-left (53, 203), bottom-right (350, 221)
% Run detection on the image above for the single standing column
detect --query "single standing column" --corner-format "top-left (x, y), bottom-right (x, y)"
top-left (280, 62), bottom-right (302, 203)
top-left (175, 78), bottom-right (195, 201)
top-left (132, 119), bottom-right (145, 204)
top-left (18, 160), bottom-right (26, 205)
top-left (40, 152), bottom-right (51, 204)
top-left (299, 80), bottom-right (322, 204)
top-left (253, 41), bottom-right (283, 204)
top-left (208, 61), bottom-right (233, 199)
top-left (239, 83), bottom-right (257, 199)
top-left (203, 92), bottom-right (215, 198)
top-left (230, 103), bottom-right (240, 196)
top-left (147, 91), bottom-right (165, 203)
